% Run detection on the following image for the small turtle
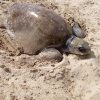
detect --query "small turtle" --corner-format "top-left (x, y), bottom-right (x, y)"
top-left (0, 3), bottom-right (90, 57)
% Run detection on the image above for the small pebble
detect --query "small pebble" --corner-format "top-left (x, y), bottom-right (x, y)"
top-left (4, 67), bottom-right (11, 73)
top-left (0, 64), bottom-right (6, 68)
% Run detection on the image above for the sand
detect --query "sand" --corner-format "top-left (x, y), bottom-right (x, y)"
top-left (0, 0), bottom-right (100, 100)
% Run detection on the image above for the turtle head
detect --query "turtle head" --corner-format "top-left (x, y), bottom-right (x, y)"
top-left (64, 36), bottom-right (91, 55)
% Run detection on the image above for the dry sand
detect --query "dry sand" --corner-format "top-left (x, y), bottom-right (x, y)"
top-left (0, 0), bottom-right (100, 100)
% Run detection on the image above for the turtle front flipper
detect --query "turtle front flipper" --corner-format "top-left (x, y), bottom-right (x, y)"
top-left (37, 48), bottom-right (63, 62)
top-left (72, 22), bottom-right (86, 38)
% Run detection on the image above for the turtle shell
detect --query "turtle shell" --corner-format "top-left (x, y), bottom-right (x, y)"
top-left (6, 3), bottom-right (72, 54)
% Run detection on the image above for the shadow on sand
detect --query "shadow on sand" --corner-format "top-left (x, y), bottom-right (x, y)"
top-left (78, 50), bottom-right (96, 60)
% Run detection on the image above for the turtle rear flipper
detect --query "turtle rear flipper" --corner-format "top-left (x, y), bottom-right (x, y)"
top-left (0, 13), bottom-right (23, 55)
top-left (0, 29), bottom-right (23, 55)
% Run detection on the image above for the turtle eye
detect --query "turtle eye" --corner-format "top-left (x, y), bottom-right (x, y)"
top-left (78, 46), bottom-right (87, 53)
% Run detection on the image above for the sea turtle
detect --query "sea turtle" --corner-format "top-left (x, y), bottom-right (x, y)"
top-left (0, 3), bottom-right (90, 57)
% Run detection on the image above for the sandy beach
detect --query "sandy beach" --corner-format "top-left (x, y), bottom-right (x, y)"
top-left (0, 0), bottom-right (100, 100)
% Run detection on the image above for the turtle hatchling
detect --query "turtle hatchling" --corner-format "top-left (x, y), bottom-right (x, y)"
top-left (0, 3), bottom-right (90, 58)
